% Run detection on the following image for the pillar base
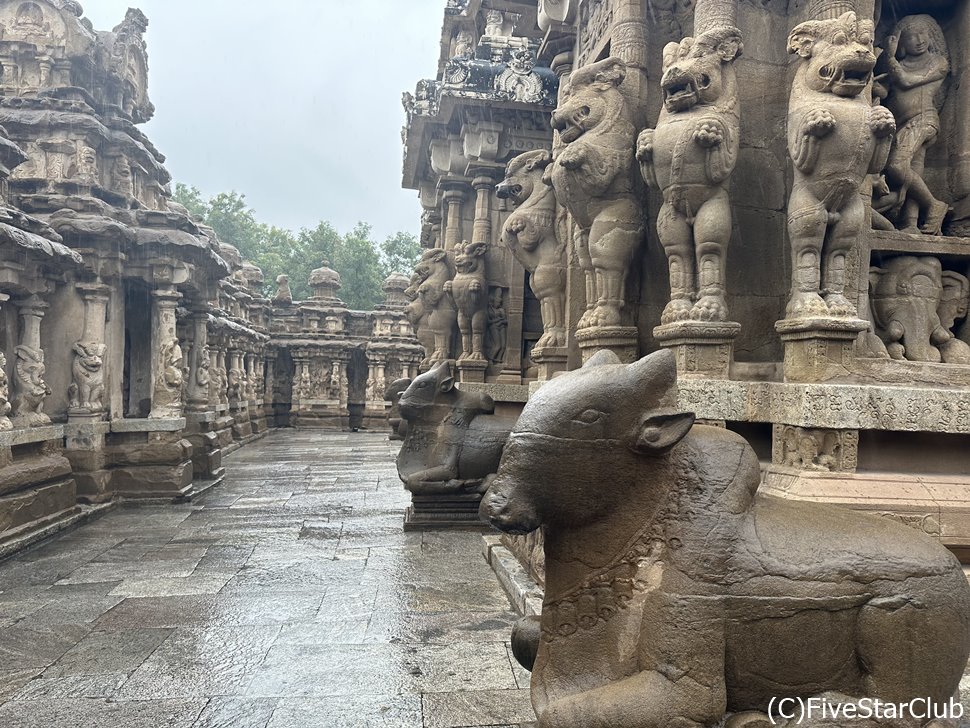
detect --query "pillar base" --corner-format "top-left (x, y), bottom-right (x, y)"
top-left (404, 492), bottom-right (487, 531)
top-left (776, 317), bottom-right (868, 383)
top-left (576, 326), bottom-right (639, 364)
top-left (653, 321), bottom-right (741, 380)
top-left (457, 359), bottom-right (488, 383)
top-left (531, 346), bottom-right (569, 381)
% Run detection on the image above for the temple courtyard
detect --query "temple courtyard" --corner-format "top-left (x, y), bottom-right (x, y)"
top-left (0, 431), bottom-right (536, 728)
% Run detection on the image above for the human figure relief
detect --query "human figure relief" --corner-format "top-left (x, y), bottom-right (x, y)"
top-left (444, 240), bottom-right (488, 363)
top-left (882, 15), bottom-right (949, 235)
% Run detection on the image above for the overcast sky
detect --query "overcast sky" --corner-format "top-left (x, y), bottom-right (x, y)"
top-left (78, 0), bottom-right (446, 243)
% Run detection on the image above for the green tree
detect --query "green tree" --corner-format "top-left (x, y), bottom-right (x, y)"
top-left (379, 231), bottom-right (422, 279)
top-left (334, 222), bottom-right (384, 310)
top-left (205, 191), bottom-right (263, 261)
top-left (173, 183), bottom-right (209, 220)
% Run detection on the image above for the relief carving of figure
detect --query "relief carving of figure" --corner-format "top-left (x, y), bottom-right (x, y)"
top-left (785, 12), bottom-right (895, 319)
top-left (0, 353), bottom-right (12, 431)
top-left (68, 341), bottom-right (106, 411)
top-left (480, 350), bottom-right (970, 728)
top-left (550, 57), bottom-right (644, 329)
top-left (413, 249), bottom-right (458, 364)
top-left (497, 150), bottom-right (567, 349)
top-left (273, 275), bottom-right (293, 305)
top-left (484, 288), bottom-right (508, 365)
top-left (937, 271), bottom-right (970, 363)
top-left (881, 15), bottom-right (949, 234)
top-left (444, 240), bottom-right (489, 363)
top-left (637, 27), bottom-right (742, 323)
top-left (76, 145), bottom-right (98, 184)
top-left (12, 345), bottom-right (51, 427)
top-left (405, 269), bottom-right (436, 366)
top-left (195, 345), bottom-right (211, 388)
top-left (151, 340), bottom-right (183, 414)
top-left (111, 156), bottom-right (135, 198)
top-left (869, 255), bottom-right (966, 363)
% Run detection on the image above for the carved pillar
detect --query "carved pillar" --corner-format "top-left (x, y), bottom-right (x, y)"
top-left (442, 187), bottom-right (466, 251)
top-left (69, 284), bottom-right (110, 416)
top-left (471, 175), bottom-right (496, 245)
top-left (0, 294), bottom-right (10, 431)
top-left (149, 288), bottom-right (183, 419)
top-left (292, 355), bottom-right (310, 414)
top-left (186, 311), bottom-right (210, 412)
top-left (335, 358), bottom-right (348, 408)
top-left (12, 295), bottom-right (51, 428)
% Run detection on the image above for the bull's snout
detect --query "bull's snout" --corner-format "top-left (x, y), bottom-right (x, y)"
top-left (480, 473), bottom-right (540, 535)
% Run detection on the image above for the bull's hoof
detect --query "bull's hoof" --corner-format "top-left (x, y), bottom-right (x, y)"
top-left (690, 295), bottom-right (728, 322)
top-left (661, 299), bottom-right (693, 325)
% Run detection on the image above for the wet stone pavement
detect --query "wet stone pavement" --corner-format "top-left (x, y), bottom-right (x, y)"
top-left (0, 431), bottom-right (537, 728)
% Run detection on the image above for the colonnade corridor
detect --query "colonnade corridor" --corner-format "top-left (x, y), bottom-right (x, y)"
top-left (0, 431), bottom-right (535, 727)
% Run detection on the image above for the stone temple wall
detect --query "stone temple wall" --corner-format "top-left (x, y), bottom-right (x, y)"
top-left (0, 1), bottom-right (422, 556)
top-left (403, 0), bottom-right (970, 570)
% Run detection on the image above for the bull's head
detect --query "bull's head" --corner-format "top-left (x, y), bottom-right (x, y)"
top-left (398, 360), bottom-right (456, 421)
top-left (481, 349), bottom-right (695, 534)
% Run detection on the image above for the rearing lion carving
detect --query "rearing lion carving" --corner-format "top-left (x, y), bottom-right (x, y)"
top-left (785, 12), bottom-right (895, 319)
top-left (637, 26), bottom-right (742, 324)
top-left (497, 150), bottom-right (567, 349)
top-left (413, 248), bottom-right (458, 364)
top-left (68, 341), bottom-right (106, 411)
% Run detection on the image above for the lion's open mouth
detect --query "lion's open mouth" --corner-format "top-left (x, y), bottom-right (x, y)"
top-left (663, 79), bottom-right (698, 110)
top-left (828, 59), bottom-right (873, 96)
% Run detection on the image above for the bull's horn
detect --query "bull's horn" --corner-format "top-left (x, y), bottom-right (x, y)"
top-left (584, 349), bottom-right (622, 368)
top-left (627, 349), bottom-right (677, 395)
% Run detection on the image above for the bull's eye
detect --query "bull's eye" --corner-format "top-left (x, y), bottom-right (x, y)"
top-left (574, 409), bottom-right (605, 425)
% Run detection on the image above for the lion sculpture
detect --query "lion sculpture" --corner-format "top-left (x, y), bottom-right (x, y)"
top-left (444, 240), bottom-right (489, 363)
top-left (637, 27), bottom-right (742, 324)
top-left (412, 248), bottom-right (458, 364)
top-left (785, 11), bottom-right (895, 319)
top-left (68, 341), bottom-right (106, 411)
top-left (549, 57), bottom-right (644, 329)
top-left (497, 150), bottom-right (567, 349)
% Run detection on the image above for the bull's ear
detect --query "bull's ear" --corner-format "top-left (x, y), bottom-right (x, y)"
top-left (633, 411), bottom-right (695, 454)
top-left (438, 360), bottom-right (456, 392)
top-left (584, 349), bottom-right (621, 368)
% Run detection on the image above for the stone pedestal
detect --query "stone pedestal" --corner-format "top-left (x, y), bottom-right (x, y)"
top-left (531, 346), bottom-right (569, 381)
top-left (404, 492), bottom-right (487, 531)
top-left (457, 359), bottom-right (488, 383)
top-left (184, 411), bottom-right (226, 482)
top-left (775, 317), bottom-right (868, 383)
top-left (653, 321), bottom-right (741, 380)
top-left (105, 419), bottom-right (193, 501)
top-left (65, 415), bottom-right (111, 502)
top-left (576, 326), bottom-right (639, 364)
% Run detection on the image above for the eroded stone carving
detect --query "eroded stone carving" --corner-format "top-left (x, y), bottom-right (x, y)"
top-left (397, 360), bottom-right (514, 493)
top-left (870, 256), bottom-right (970, 364)
top-left (881, 14), bottom-right (949, 235)
top-left (384, 377), bottom-right (411, 441)
top-left (481, 349), bottom-right (970, 727)
top-left (272, 274), bottom-right (293, 306)
top-left (773, 424), bottom-right (858, 472)
top-left (637, 27), bottom-right (742, 323)
top-left (497, 150), bottom-right (567, 349)
top-left (785, 12), bottom-right (894, 319)
top-left (412, 249), bottom-right (457, 364)
top-left (484, 288), bottom-right (508, 364)
top-left (549, 57), bottom-right (644, 329)
top-left (68, 341), bottom-right (106, 412)
top-left (152, 339), bottom-right (183, 416)
top-left (0, 353), bottom-right (10, 431)
top-left (12, 344), bottom-right (50, 427)
top-left (444, 240), bottom-right (488, 363)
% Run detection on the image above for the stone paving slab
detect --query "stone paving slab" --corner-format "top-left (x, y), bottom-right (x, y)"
top-left (0, 431), bottom-right (536, 727)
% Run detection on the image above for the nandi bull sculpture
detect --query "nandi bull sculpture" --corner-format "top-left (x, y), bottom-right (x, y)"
top-left (481, 349), bottom-right (970, 728)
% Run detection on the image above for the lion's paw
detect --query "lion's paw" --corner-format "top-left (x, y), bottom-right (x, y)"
top-left (636, 129), bottom-right (655, 160)
top-left (804, 108), bottom-right (836, 137)
top-left (868, 106), bottom-right (896, 138)
top-left (694, 122), bottom-right (724, 148)
top-left (786, 291), bottom-right (828, 318)
top-left (661, 299), bottom-right (694, 325)
top-left (823, 292), bottom-right (857, 317)
top-left (691, 295), bottom-right (729, 322)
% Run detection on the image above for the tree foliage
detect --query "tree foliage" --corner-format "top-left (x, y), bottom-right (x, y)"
top-left (173, 185), bottom-right (422, 307)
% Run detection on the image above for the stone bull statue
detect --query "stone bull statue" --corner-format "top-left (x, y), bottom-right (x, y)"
top-left (481, 349), bottom-right (970, 728)
top-left (397, 360), bottom-right (515, 528)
